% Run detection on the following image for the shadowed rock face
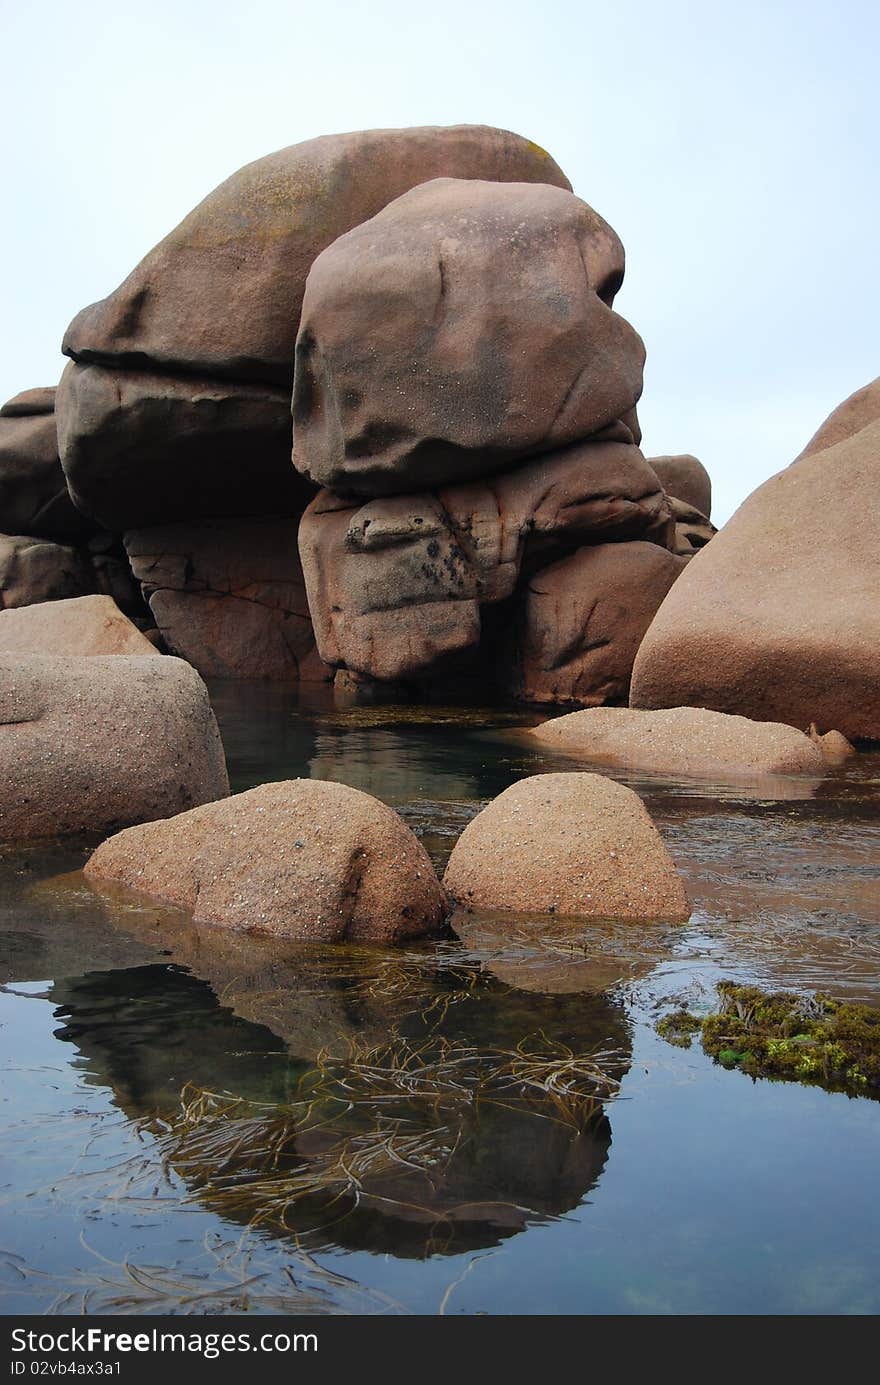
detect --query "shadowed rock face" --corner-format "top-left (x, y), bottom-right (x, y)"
top-left (631, 385), bottom-right (880, 740)
top-left (506, 542), bottom-right (687, 706)
top-left (299, 440), bottom-right (672, 684)
top-left (0, 530), bottom-right (148, 623)
top-left (293, 178), bottom-right (643, 495)
top-left (0, 533), bottom-right (96, 609)
top-left (667, 495), bottom-right (716, 557)
top-left (124, 519), bottom-right (331, 681)
top-left (0, 388), bottom-right (94, 544)
top-left (56, 365), bottom-right (307, 532)
top-left (0, 388), bottom-right (149, 618)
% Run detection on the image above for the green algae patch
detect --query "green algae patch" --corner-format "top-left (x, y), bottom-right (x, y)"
top-left (655, 1010), bottom-right (702, 1047)
top-left (656, 983), bottom-right (880, 1095)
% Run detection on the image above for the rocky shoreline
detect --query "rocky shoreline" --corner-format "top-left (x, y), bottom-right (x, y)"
top-left (1, 122), bottom-right (875, 947)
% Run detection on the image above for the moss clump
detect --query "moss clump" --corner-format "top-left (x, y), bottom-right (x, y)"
top-left (655, 1010), bottom-right (702, 1047)
top-left (656, 983), bottom-right (880, 1095)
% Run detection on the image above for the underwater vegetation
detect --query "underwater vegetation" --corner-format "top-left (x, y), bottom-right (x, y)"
top-left (147, 1031), bottom-right (623, 1256)
top-left (656, 982), bottom-right (880, 1094)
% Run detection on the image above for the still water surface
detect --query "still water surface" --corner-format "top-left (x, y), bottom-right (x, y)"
top-left (2, 683), bottom-right (879, 1314)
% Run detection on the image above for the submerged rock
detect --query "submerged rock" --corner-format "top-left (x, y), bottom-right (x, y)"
top-left (529, 705), bottom-right (829, 778)
top-left (630, 388), bottom-right (880, 739)
top-left (442, 772), bottom-right (690, 921)
top-left (293, 177), bottom-right (643, 495)
top-left (808, 725), bottom-right (856, 765)
top-left (0, 594), bottom-right (158, 657)
top-left (0, 653), bottom-right (228, 839)
top-left (85, 779), bottom-right (447, 943)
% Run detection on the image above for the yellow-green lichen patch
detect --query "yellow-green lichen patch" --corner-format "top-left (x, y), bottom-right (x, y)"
top-left (656, 983), bottom-right (880, 1095)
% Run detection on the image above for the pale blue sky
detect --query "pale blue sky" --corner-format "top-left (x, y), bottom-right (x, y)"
top-left (1, 0), bottom-right (876, 523)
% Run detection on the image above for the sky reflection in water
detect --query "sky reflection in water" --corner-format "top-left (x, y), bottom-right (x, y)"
top-left (1, 683), bottom-right (879, 1314)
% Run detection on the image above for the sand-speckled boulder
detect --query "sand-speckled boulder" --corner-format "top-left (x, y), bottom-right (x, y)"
top-left (631, 386), bottom-right (880, 739)
top-left (85, 779), bottom-right (447, 943)
top-left (795, 378), bottom-right (880, 459)
top-left (0, 594), bottom-right (157, 657)
top-left (529, 706), bottom-right (829, 778)
top-left (443, 772), bottom-right (689, 921)
top-left (293, 178), bottom-right (644, 496)
top-left (0, 654), bottom-right (228, 840)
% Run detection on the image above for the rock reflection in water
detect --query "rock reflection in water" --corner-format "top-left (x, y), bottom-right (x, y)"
top-left (47, 949), bottom-right (631, 1258)
top-left (451, 908), bottom-right (678, 994)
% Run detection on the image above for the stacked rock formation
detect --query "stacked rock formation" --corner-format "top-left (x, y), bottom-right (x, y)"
top-left (52, 125), bottom-right (578, 683)
top-left (631, 379), bottom-right (880, 739)
top-left (3, 124), bottom-right (714, 704)
top-left (295, 176), bottom-right (706, 703)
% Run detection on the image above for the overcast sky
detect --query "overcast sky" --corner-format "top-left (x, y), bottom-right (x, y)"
top-left (2, 0), bottom-right (876, 524)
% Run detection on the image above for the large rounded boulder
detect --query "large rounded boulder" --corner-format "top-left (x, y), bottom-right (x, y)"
top-left (293, 178), bottom-right (644, 496)
top-left (58, 126), bottom-right (570, 531)
top-left (630, 382), bottom-right (880, 739)
top-left (84, 779), bottom-right (447, 943)
top-left (442, 773), bottom-right (690, 921)
top-left (0, 654), bottom-right (229, 839)
top-left (64, 125), bottom-right (570, 386)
